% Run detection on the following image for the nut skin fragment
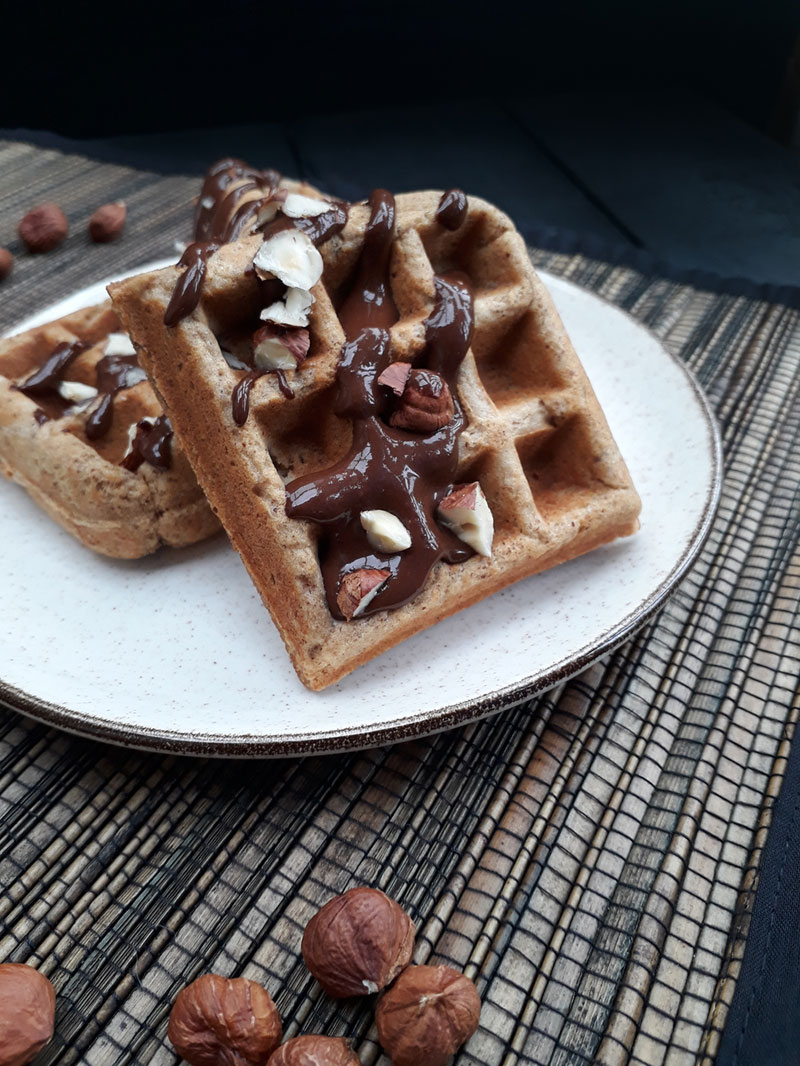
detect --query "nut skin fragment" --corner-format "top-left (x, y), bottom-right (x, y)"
top-left (0, 248), bottom-right (13, 280)
top-left (390, 370), bottom-right (454, 433)
top-left (267, 1036), bottom-right (360, 1066)
top-left (0, 963), bottom-right (56, 1066)
top-left (88, 201), bottom-right (126, 242)
top-left (18, 203), bottom-right (69, 253)
top-left (336, 569), bottom-right (391, 621)
top-left (375, 964), bottom-right (481, 1066)
top-left (302, 886), bottom-right (415, 997)
top-left (377, 361), bottom-right (412, 396)
top-left (167, 973), bottom-right (283, 1066)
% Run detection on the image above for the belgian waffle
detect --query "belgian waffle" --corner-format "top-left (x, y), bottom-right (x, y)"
top-left (0, 303), bottom-right (219, 558)
top-left (109, 190), bottom-right (641, 689)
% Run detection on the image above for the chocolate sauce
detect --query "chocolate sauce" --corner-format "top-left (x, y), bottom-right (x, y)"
top-left (163, 241), bottom-right (221, 327)
top-left (121, 415), bottom-right (173, 472)
top-left (85, 354), bottom-right (147, 441)
top-left (33, 408), bottom-right (49, 425)
top-left (14, 340), bottom-right (86, 401)
top-left (293, 202), bottom-right (349, 246)
top-left (194, 158), bottom-right (281, 242)
top-left (285, 273), bottom-right (474, 618)
top-left (230, 362), bottom-right (295, 426)
top-left (436, 189), bottom-right (468, 231)
top-left (337, 189), bottom-right (398, 339)
top-left (166, 158), bottom-right (349, 327)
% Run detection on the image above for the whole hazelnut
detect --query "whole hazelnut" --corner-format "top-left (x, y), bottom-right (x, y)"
top-left (0, 962), bottom-right (56, 1066)
top-left (167, 973), bottom-right (282, 1066)
top-left (18, 203), bottom-right (69, 253)
top-left (88, 201), bottom-right (126, 243)
top-left (267, 1035), bottom-right (360, 1066)
top-left (301, 886), bottom-right (415, 997)
top-left (390, 370), bottom-right (454, 433)
top-left (375, 964), bottom-right (480, 1066)
top-left (0, 248), bottom-right (13, 281)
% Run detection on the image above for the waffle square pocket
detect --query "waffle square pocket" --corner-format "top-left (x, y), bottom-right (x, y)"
top-left (109, 189), bottom-right (641, 688)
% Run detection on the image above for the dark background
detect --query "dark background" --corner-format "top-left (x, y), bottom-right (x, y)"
top-left (2, 0), bottom-right (796, 137)
top-left (2, 1), bottom-right (800, 288)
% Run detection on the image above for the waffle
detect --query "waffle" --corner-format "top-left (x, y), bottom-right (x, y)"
top-left (109, 190), bottom-right (641, 689)
top-left (0, 303), bottom-right (219, 558)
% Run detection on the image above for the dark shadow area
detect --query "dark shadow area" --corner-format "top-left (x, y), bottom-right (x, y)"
top-left (1, 0), bottom-right (796, 137)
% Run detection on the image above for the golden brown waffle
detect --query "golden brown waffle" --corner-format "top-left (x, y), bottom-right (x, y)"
top-left (109, 191), bottom-right (641, 688)
top-left (0, 303), bottom-right (219, 558)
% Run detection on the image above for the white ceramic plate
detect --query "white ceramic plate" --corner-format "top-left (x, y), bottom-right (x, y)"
top-left (1, 267), bottom-right (722, 757)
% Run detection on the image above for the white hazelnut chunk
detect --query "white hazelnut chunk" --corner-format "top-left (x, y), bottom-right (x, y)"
top-left (360, 510), bottom-right (412, 553)
top-left (252, 229), bottom-right (323, 290)
top-left (57, 380), bottom-right (98, 405)
top-left (437, 482), bottom-right (494, 557)
top-left (281, 193), bottom-right (333, 218)
top-left (260, 287), bottom-right (315, 328)
top-left (104, 332), bottom-right (137, 357)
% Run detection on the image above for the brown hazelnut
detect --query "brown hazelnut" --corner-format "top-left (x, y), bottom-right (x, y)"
top-left (88, 201), bottom-right (126, 243)
top-left (390, 370), bottom-right (454, 433)
top-left (0, 963), bottom-right (56, 1066)
top-left (301, 886), bottom-right (415, 997)
top-left (336, 569), bottom-right (390, 621)
top-left (375, 964), bottom-right (480, 1066)
top-left (167, 973), bottom-right (282, 1066)
top-left (18, 203), bottom-right (68, 253)
top-left (267, 1035), bottom-right (360, 1066)
top-left (0, 248), bottom-right (13, 281)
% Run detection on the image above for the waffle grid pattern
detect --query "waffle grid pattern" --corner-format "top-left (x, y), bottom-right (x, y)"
top-left (1, 140), bottom-right (798, 1065)
top-left (111, 192), bottom-right (639, 687)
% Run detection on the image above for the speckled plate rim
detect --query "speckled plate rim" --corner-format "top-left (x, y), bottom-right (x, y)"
top-left (0, 272), bottom-right (723, 758)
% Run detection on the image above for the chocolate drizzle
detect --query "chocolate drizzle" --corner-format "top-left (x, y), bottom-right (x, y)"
top-left (163, 241), bottom-right (221, 327)
top-left (195, 158), bottom-right (281, 242)
top-left (121, 415), bottom-right (173, 472)
top-left (14, 340), bottom-right (86, 403)
top-left (85, 354), bottom-right (147, 440)
top-left (436, 189), bottom-right (468, 231)
top-left (285, 268), bottom-right (475, 619)
top-left (13, 337), bottom-right (166, 470)
top-left (165, 158), bottom-right (349, 327)
top-left (338, 189), bottom-right (398, 339)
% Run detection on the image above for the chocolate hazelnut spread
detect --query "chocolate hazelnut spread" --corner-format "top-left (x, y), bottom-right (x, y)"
top-left (85, 353), bottom-right (147, 440)
top-left (286, 267), bottom-right (475, 619)
top-left (164, 159), bottom-right (348, 328)
top-left (121, 414), bottom-right (172, 472)
top-left (13, 338), bottom-right (170, 470)
top-left (436, 189), bottom-right (468, 231)
top-left (14, 340), bottom-right (86, 409)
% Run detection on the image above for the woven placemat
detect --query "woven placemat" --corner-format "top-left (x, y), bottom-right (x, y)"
top-left (1, 139), bottom-right (798, 1065)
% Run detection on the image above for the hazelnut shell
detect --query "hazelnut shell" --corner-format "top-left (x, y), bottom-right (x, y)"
top-left (375, 964), bottom-right (481, 1066)
top-left (267, 1035), bottom-right (360, 1066)
top-left (0, 963), bottom-right (56, 1066)
top-left (0, 248), bottom-right (13, 281)
top-left (167, 973), bottom-right (282, 1066)
top-left (18, 203), bottom-right (68, 253)
top-left (301, 886), bottom-right (415, 997)
top-left (88, 201), bottom-right (126, 243)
